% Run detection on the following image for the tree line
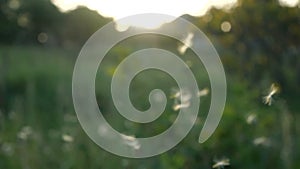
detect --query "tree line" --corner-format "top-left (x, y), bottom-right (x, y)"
top-left (0, 0), bottom-right (299, 95)
top-left (0, 0), bottom-right (111, 47)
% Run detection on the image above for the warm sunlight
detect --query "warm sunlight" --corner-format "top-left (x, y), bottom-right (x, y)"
top-left (51, 0), bottom-right (299, 30)
top-left (51, 0), bottom-right (237, 30)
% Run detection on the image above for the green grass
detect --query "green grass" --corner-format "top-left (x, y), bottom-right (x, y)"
top-left (0, 45), bottom-right (298, 169)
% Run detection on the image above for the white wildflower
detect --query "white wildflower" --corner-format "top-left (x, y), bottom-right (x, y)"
top-left (17, 126), bottom-right (32, 140)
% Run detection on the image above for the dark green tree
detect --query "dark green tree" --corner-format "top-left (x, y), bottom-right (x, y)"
top-left (193, 0), bottom-right (300, 93)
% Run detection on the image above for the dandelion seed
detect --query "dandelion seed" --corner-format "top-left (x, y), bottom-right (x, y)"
top-left (170, 88), bottom-right (192, 103)
top-left (178, 32), bottom-right (194, 54)
top-left (17, 126), bottom-right (32, 140)
top-left (197, 88), bottom-right (210, 97)
top-left (263, 83), bottom-right (280, 106)
top-left (246, 113), bottom-right (257, 125)
top-left (62, 134), bottom-right (74, 143)
top-left (212, 158), bottom-right (230, 169)
top-left (180, 91), bottom-right (192, 103)
top-left (170, 88), bottom-right (192, 111)
top-left (170, 89), bottom-right (181, 99)
top-left (172, 101), bottom-right (191, 111)
top-left (253, 136), bottom-right (271, 147)
top-left (120, 134), bottom-right (141, 150)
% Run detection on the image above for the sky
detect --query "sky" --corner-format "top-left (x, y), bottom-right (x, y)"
top-left (51, 0), bottom-right (299, 30)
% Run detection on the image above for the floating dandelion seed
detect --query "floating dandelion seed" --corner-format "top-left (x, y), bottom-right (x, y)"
top-left (170, 88), bottom-right (192, 111)
top-left (213, 158), bottom-right (230, 169)
top-left (253, 136), bottom-right (271, 147)
top-left (263, 83), bottom-right (280, 106)
top-left (62, 134), bottom-right (74, 143)
top-left (170, 88), bottom-right (181, 99)
top-left (170, 88), bottom-right (192, 103)
top-left (17, 126), bottom-right (32, 140)
top-left (180, 90), bottom-right (192, 103)
top-left (197, 88), bottom-right (210, 97)
top-left (173, 101), bottom-right (191, 111)
top-left (246, 113), bottom-right (257, 125)
top-left (120, 134), bottom-right (141, 150)
top-left (178, 32), bottom-right (194, 54)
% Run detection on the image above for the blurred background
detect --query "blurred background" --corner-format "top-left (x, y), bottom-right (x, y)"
top-left (0, 0), bottom-right (299, 168)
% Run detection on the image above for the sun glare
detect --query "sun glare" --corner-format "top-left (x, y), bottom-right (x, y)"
top-left (51, 0), bottom-right (299, 30)
top-left (51, 0), bottom-right (238, 30)
top-left (114, 14), bottom-right (176, 31)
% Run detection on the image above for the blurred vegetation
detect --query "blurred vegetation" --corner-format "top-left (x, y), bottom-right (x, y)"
top-left (0, 0), bottom-right (299, 169)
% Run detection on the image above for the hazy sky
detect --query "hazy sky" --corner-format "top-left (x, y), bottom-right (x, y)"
top-left (51, 0), bottom-right (238, 17)
top-left (51, 0), bottom-right (299, 29)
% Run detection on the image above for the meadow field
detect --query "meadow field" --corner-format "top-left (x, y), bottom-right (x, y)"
top-left (0, 0), bottom-right (299, 168)
top-left (0, 44), bottom-right (299, 169)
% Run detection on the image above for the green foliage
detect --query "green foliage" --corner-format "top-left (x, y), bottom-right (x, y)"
top-left (194, 0), bottom-right (300, 93)
top-left (0, 0), bottom-right (111, 47)
top-left (61, 6), bottom-right (111, 48)
top-left (0, 0), bottom-right (299, 169)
